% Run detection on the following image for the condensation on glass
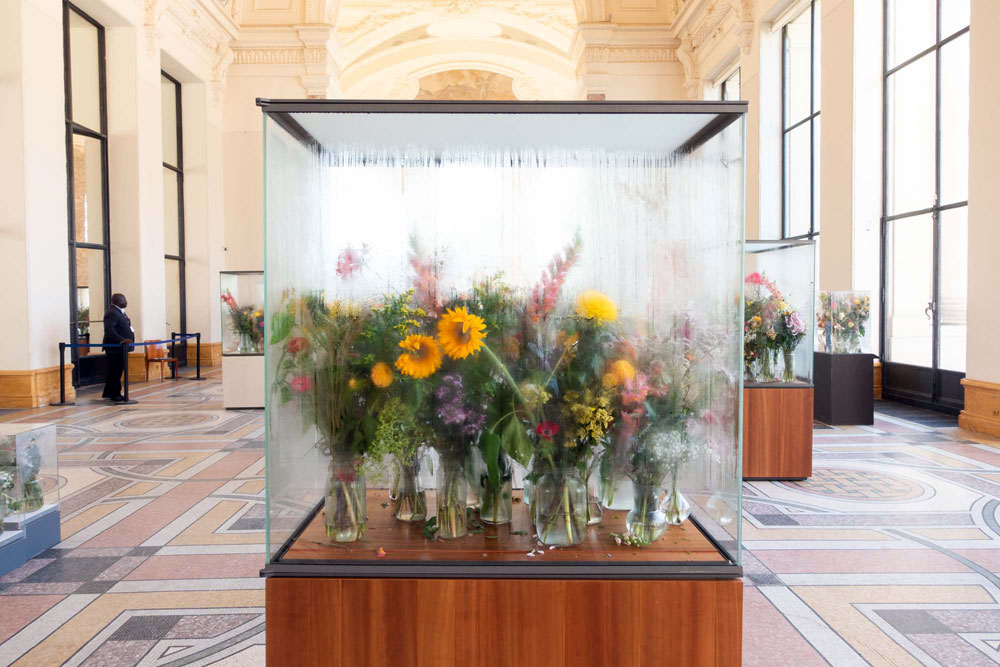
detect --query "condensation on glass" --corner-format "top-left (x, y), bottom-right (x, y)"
top-left (261, 102), bottom-right (746, 578)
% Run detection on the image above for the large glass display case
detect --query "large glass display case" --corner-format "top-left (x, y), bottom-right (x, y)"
top-left (261, 101), bottom-right (746, 580)
top-left (816, 290), bottom-right (872, 353)
top-left (0, 423), bottom-right (60, 560)
top-left (221, 271), bottom-right (265, 355)
top-left (744, 240), bottom-right (816, 385)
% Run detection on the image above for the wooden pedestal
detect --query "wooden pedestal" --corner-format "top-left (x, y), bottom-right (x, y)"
top-left (742, 384), bottom-right (813, 480)
top-left (265, 577), bottom-right (743, 667)
top-left (814, 352), bottom-right (875, 425)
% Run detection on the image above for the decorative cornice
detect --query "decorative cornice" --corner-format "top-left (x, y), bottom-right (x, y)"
top-left (232, 47), bottom-right (308, 65)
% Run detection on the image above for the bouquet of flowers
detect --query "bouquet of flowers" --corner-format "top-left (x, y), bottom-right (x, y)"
top-left (744, 272), bottom-right (806, 382)
top-left (221, 290), bottom-right (264, 353)
top-left (828, 292), bottom-right (870, 353)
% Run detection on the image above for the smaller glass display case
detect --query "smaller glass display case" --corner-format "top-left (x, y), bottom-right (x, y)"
top-left (220, 271), bottom-right (265, 356)
top-left (816, 291), bottom-right (872, 354)
top-left (744, 240), bottom-right (816, 385)
top-left (0, 423), bottom-right (59, 525)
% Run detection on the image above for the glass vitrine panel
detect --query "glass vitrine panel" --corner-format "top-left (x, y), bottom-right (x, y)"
top-left (220, 271), bottom-right (264, 356)
top-left (0, 423), bottom-right (60, 525)
top-left (262, 102), bottom-right (746, 577)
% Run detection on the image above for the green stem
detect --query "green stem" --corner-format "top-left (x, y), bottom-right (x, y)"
top-left (482, 344), bottom-right (535, 425)
top-left (562, 481), bottom-right (573, 543)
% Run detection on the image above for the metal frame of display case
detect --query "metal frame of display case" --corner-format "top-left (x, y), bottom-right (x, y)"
top-left (742, 239), bottom-right (816, 481)
top-left (257, 101), bottom-right (748, 666)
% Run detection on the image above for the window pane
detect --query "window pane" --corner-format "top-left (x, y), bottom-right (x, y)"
top-left (812, 0), bottom-right (821, 112)
top-left (940, 33), bottom-right (969, 206)
top-left (887, 0), bottom-right (936, 69)
top-left (886, 53), bottom-right (935, 215)
top-left (885, 215), bottom-right (933, 366)
top-left (784, 122), bottom-right (812, 237)
top-left (165, 259), bottom-right (182, 334)
top-left (71, 134), bottom-right (105, 244)
top-left (939, 206), bottom-right (967, 372)
top-left (784, 7), bottom-right (813, 125)
top-left (940, 0), bottom-right (970, 39)
top-left (75, 248), bottom-right (106, 345)
top-left (163, 168), bottom-right (180, 255)
top-left (812, 115), bottom-right (821, 233)
top-left (161, 75), bottom-right (178, 167)
top-left (68, 10), bottom-right (101, 131)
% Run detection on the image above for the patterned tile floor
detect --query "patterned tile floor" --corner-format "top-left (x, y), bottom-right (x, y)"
top-left (0, 372), bottom-right (998, 666)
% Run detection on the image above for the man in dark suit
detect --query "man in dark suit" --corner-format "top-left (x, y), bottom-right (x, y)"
top-left (102, 293), bottom-right (134, 401)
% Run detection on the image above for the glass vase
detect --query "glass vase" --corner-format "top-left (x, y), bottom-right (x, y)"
top-left (480, 450), bottom-right (513, 525)
top-left (626, 481), bottom-right (667, 543)
top-left (22, 478), bottom-right (44, 513)
top-left (237, 333), bottom-right (254, 354)
top-left (585, 455), bottom-right (603, 525)
top-left (598, 451), bottom-right (632, 510)
top-left (388, 458), bottom-right (400, 501)
top-left (464, 447), bottom-right (486, 509)
top-left (661, 470), bottom-right (690, 526)
top-left (436, 457), bottom-right (468, 540)
top-left (757, 349), bottom-right (775, 382)
top-left (534, 468), bottom-right (587, 547)
top-left (325, 456), bottom-right (366, 542)
top-left (393, 457), bottom-right (427, 522)
top-left (782, 347), bottom-right (795, 383)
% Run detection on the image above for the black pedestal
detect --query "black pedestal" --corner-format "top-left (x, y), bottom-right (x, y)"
top-left (814, 352), bottom-right (874, 425)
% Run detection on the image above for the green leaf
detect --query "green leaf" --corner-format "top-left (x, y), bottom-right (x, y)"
top-left (422, 516), bottom-right (439, 540)
top-left (280, 385), bottom-right (292, 404)
top-left (270, 312), bottom-right (294, 345)
top-left (500, 417), bottom-right (533, 468)
top-left (483, 431), bottom-right (501, 488)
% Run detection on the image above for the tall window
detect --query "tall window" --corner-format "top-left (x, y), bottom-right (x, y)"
top-left (64, 3), bottom-right (110, 383)
top-left (882, 0), bottom-right (969, 394)
top-left (721, 68), bottom-right (740, 101)
top-left (781, 0), bottom-right (821, 239)
top-left (161, 72), bottom-right (186, 342)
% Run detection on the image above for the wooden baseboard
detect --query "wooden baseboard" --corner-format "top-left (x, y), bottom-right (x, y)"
top-left (959, 378), bottom-right (1000, 437)
top-left (0, 365), bottom-right (77, 408)
top-left (266, 577), bottom-right (743, 666)
top-left (187, 341), bottom-right (222, 367)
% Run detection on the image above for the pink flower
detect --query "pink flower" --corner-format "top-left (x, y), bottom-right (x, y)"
top-left (787, 311), bottom-right (806, 336)
top-left (335, 243), bottom-right (370, 280)
top-left (621, 372), bottom-right (650, 406)
top-left (290, 376), bottom-right (312, 393)
top-left (745, 272), bottom-right (764, 285)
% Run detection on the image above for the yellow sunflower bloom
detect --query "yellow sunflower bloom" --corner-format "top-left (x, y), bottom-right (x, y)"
top-left (436, 307), bottom-right (487, 359)
top-left (395, 334), bottom-right (442, 379)
top-left (574, 290), bottom-right (618, 324)
top-left (371, 362), bottom-right (393, 388)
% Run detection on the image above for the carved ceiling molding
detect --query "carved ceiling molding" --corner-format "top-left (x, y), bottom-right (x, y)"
top-left (583, 44), bottom-right (677, 64)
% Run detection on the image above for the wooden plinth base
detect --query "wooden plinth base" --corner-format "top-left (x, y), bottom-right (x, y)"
top-left (265, 576), bottom-right (743, 666)
top-left (743, 384), bottom-right (813, 480)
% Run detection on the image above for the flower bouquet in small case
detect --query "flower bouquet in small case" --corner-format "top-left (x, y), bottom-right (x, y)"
top-left (221, 290), bottom-right (264, 353)
top-left (829, 292), bottom-right (870, 353)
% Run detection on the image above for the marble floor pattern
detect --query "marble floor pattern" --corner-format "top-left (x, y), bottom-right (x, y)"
top-left (0, 372), bottom-right (998, 666)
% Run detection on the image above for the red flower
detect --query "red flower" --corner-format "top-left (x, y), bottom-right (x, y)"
top-left (536, 421), bottom-right (560, 440)
top-left (745, 272), bottom-right (764, 285)
top-left (286, 337), bottom-right (308, 355)
top-left (290, 376), bottom-right (312, 393)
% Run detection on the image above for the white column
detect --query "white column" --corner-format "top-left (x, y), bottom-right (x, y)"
top-left (105, 25), bottom-right (165, 342)
top-left (181, 83), bottom-right (226, 343)
top-left (0, 0), bottom-right (69, 371)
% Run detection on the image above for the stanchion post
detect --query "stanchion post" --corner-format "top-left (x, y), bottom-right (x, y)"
top-left (122, 341), bottom-right (131, 403)
top-left (196, 332), bottom-right (202, 380)
top-left (58, 343), bottom-right (66, 405)
top-left (170, 332), bottom-right (177, 379)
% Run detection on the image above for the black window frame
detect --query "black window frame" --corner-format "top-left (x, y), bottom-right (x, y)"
top-left (161, 70), bottom-right (187, 343)
top-left (780, 0), bottom-right (820, 241)
top-left (64, 2), bottom-right (111, 385)
top-left (721, 68), bottom-right (740, 101)
top-left (879, 0), bottom-right (970, 413)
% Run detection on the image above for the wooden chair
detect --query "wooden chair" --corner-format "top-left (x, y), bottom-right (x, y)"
top-left (144, 340), bottom-right (179, 382)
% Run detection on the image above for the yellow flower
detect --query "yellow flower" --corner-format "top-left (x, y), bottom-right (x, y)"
top-left (252, 310), bottom-right (262, 318)
top-left (371, 362), bottom-right (393, 388)
top-left (574, 290), bottom-right (618, 324)
top-left (348, 378), bottom-right (358, 389)
top-left (751, 315), bottom-right (762, 327)
top-left (436, 306), bottom-right (487, 360)
top-left (395, 334), bottom-right (442, 379)
top-left (603, 359), bottom-right (636, 387)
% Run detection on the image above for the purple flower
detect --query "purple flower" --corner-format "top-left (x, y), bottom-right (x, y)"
top-left (786, 311), bottom-right (806, 336)
top-left (435, 374), bottom-right (486, 437)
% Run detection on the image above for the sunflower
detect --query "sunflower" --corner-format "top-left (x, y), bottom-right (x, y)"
top-left (436, 307), bottom-right (487, 359)
top-left (371, 361), bottom-right (394, 388)
top-left (395, 335), bottom-right (442, 379)
top-left (574, 290), bottom-right (617, 324)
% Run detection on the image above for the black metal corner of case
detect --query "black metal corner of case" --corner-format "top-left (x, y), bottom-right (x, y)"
top-left (256, 98), bottom-right (271, 108)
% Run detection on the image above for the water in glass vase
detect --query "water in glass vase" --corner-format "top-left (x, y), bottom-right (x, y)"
top-left (534, 469), bottom-right (587, 547)
top-left (479, 450), bottom-right (513, 525)
top-left (626, 481), bottom-right (667, 543)
top-left (436, 457), bottom-right (468, 539)
top-left (325, 457), bottom-right (366, 542)
top-left (393, 457), bottom-right (426, 522)
top-left (661, 471), bottom-right (691, 526)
